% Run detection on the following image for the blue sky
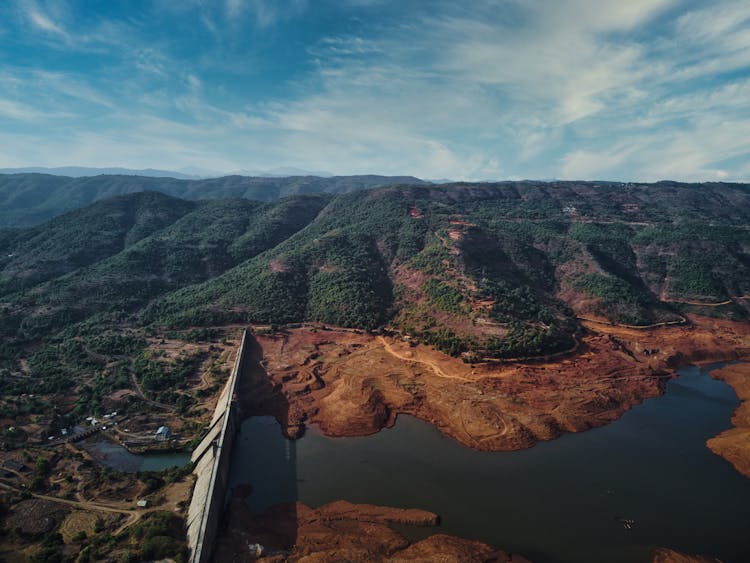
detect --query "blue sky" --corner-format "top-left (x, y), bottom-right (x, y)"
top-left (0, 0), bottom-right (749, 181)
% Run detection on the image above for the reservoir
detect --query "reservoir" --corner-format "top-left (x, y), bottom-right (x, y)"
top-left (226, 363), bottom-right (750, 562)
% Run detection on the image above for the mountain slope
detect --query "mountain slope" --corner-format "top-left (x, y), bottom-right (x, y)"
top-left (4, 194), bottom-right (329, 338)
top-left (2, 180), bottom-right (749, 362)
top-left (0, 191), bottom-right (196, 296)
top-left (146, 181), bottom-right (750, 359)
top-left (1, 178), bottom-right (749, 445)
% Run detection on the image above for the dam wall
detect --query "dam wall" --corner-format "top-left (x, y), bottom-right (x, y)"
top-left (186, 329), bottom-right (249, 563)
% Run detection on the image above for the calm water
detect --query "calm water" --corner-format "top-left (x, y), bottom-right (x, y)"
top-left (82, 439), bottom-right (191, 473)
top-left (226, 363), bottom-right (750, 562)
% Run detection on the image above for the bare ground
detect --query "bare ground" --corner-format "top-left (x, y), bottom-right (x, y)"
top-left (706, 362), bottom-right (750, 478)
top-left (241, 315), bottom-right (750, 452)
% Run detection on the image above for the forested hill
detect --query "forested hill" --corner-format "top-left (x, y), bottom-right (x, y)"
top-left (145, 180), bottom-right (750, 358)
top-left (0, 173), bottom-right (428, 227)
top-left (2, 180), bottom-right (750, 370)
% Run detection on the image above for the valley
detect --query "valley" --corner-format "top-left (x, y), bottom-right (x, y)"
top-left (0, 177), bottom-right (749, 561)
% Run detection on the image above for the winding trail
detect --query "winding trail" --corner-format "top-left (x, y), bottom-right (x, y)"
top-left (577, 315), bottom-right (687, 330)
top-left (126, 362), bottom-right (171, 411)
top-left (661, 298), bottom-right (733, 307)
top-left (473, 410), bottom-right (510, 444)
top-left (377, 336), bottom-right (473, 382)
top-left (0, 475), bottom-right (185, 536)
top-left (0, 479), bottom-right (143, 534)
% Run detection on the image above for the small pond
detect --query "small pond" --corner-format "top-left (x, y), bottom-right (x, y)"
top-left (82, 439), bottom-right (191, 473)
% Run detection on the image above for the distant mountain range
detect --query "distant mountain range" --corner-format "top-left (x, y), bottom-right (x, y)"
top-left (0, 166), bottom-right (203, 179)
top-left (0, 172), bottom-right (428, 228)
top-left (0, 165), bottom-right (337, 179)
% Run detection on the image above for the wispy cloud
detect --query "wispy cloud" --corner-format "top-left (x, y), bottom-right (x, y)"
top-left (1, 0), bottom-right (748, 181)
top-left (24, 1), bottom-right (68, 38)
top-left (0, 97), bottom-right (72, 120)
top-left (225, 0), bottom-right (307, 28)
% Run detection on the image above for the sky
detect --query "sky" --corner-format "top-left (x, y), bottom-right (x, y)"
top-left (0, 0), bottom-right (749, 181)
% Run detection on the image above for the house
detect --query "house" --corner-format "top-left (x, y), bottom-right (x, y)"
top-left (136, 499), bottom-right (149, 508)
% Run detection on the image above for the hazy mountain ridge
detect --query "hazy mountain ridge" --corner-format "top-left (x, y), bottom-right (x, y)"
top-left (0, 166), bottom-right (202, 179)
top-left (0, 165), bottom-right (335, 179)
top-left (0, 173), bottom-right (428, 228)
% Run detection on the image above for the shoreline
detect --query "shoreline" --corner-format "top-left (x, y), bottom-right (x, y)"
top-left (294, 358), bottom-right (750, 477)
top-left (706, 362), bottom-right (750, 478)
top-left (218, 318), bottom-right (750, 562)
top-left (240, 314), bottom-right (750, 454)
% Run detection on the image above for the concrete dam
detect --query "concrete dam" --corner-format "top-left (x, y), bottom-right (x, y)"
top-left (186, 329), bottom-right (250, 563)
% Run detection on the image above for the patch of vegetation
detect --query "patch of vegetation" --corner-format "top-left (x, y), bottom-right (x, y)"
top-left (30, 532), bottom-right (64, 562)
top-left (573, 273), bottom-right (673, 325)
top-left (127, 511), bottom-right (187, 563)
top-left (422, 279), bottom-right (465, 314)
top-left (0, 340), bottom-right (102, 396)
top-left (163, 328), bottom-right (223, 342)
top-left (479, 323), bottom-right (574, 359)
top-left (85, 333), bottom-right (146, 356)
top-left (134, 349), bottom-right (208, 403)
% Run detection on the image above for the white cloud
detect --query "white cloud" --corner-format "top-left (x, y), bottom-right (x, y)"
top-left (0, 97), bottom-right (71, 120)
top-left (560, 148), bottom-right (632, 180)
top-left (1, 0), bottom-right (749, 181)
top-left (25, 3), bottom-right (67, 37)
top-left (433, 1), bottom-right (677, 125)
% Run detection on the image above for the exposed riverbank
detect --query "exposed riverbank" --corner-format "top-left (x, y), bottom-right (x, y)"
top-left (706, 362), bottom-right (750, 478)
top-left (215, 494), bottom-right (525, 562)
top-left (241, 315), bottom-right (750, 453)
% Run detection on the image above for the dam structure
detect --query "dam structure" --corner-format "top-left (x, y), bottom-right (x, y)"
top-left (186, 329), bottom-right (250, 563)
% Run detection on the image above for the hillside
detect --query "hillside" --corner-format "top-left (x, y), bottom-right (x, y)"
top-left (0, 173), bottom-right (427, 228)
top-left (1, 193), bottom-right (329, 341)
top-left (147, 181), bottom-right (750, 359)
top-left (1, 180), bottom-right (749, 412)
top-left (0, 191), bottom-right (197, 296)
top-left (0, 180), bottom-right (749, 558)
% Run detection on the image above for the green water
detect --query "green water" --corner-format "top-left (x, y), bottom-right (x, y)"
top-left (82, 439), bottom-right (190, 473)
top-left (227, 363), bottom-right (750, 562)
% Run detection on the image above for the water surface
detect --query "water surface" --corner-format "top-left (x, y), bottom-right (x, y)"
top-left (227, 363), bottom-right (750, 562)
top-left (82, 439), bottom-right (191, 473)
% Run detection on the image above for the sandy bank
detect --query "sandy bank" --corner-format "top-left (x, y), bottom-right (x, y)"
top-left (652, 547), bottom-right (721, 562)
top-left (214, 492), bottom-right (527, 562)
top-left (706, 362), bottom-right (750, 478)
